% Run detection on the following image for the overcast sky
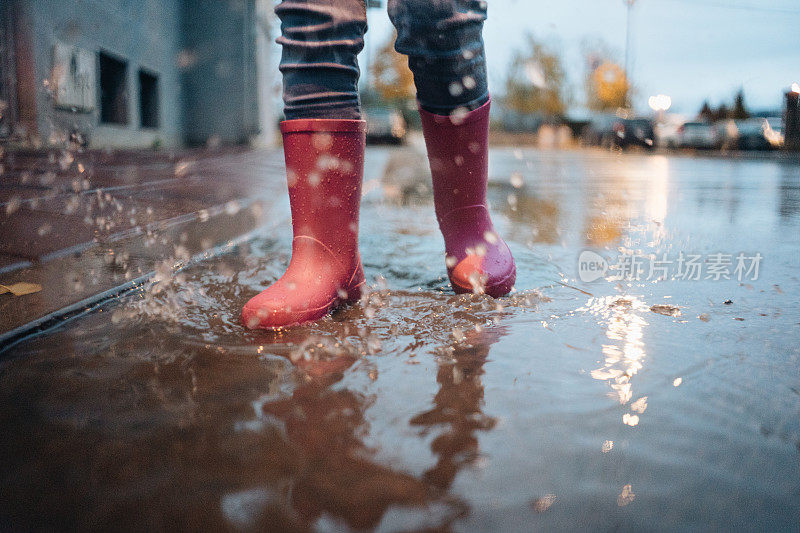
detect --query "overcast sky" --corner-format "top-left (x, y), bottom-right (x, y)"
top-left (360, 0), bottom-right (800, 115)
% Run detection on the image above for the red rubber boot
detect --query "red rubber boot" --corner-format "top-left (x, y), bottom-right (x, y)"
top-left (419, 99), bottom-right (516, 297)
top-left (242, 119), bottom-right (366, 329)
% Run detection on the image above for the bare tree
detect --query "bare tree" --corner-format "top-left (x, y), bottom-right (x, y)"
top-left (582, 38), bottom-right (630, 111)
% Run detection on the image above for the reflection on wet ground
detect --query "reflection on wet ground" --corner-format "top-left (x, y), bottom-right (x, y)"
top-left (1, 148), bottom-right (799, 530)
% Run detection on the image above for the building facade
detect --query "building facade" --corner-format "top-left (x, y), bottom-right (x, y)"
top-left (0, 0), bottom-right (275, 148)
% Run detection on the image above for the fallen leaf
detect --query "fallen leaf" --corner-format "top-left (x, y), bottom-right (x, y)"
top-left (0, 282), bottom-right (43, 296)
top-left (650, 304), bottom-right (681, 317)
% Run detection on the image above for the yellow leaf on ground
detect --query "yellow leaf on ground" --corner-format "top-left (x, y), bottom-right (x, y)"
top-left (0, 282), bottom-right (43, 296)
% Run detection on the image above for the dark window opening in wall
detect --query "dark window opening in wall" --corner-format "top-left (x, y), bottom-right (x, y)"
top-left (99, 51), bottom-right (128, 125)
top-left (138, 70), bottom-right (159, 129)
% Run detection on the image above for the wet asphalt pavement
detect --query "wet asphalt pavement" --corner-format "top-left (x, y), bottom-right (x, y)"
top-left (1, 146), bottom-right (799, 531)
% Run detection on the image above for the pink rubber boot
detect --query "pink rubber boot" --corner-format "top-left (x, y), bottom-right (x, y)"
top-left (419, 99), bottom-right (516, 297)
top-left (242, 119), bottom-right (366, 329)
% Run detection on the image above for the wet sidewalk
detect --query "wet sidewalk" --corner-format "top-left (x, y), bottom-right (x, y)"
top-left (0, 147), bottom-right (285, 344)
top-left (1, 146), bottom-right (799, 530)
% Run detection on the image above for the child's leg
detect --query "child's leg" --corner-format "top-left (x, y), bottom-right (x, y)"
top-left (242, 0), bottom-right (368, 330)
top-left (388, 0), bottom-right (516, 297)
top-left (387, 0), bottom-right (489, 114)
top-left (277, 0), bottom-right (367, 119)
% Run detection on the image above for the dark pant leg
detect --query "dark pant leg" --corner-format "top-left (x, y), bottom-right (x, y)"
top-left (387, 0), bottom-right (489, 114)
top-left (276, 0), bottom-right (367, 120)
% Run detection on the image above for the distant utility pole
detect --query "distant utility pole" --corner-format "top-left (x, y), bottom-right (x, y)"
top-left (786, 86), bottom-right (800, 152)
top-left (624, 0), bottom-right (636, 109)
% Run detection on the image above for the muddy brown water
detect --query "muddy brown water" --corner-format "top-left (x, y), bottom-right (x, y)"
top-left (1, 148), bottom-right (799, 531)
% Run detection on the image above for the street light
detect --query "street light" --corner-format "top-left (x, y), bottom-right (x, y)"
top-left (787, 83), bottom-right (800, 151)
top-left (648, 94), bottom-right (672, 112)
top-left (623, 0), bottom-right (636, 109)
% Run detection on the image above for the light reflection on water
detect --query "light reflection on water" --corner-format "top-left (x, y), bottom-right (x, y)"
top-left (1, 149), bottom-right (799, 530)
top-left (583, 295), bottom-right (650, 424)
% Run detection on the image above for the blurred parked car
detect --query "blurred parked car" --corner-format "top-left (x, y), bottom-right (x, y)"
top-left (678, 121), bottom-right (721, 150)
top-left (364, 107), bottom-right (406, 144)
top-left (583, 115), bottom-right (655, 149)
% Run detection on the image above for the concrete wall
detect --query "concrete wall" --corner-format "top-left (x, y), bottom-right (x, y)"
top-left (180, 0), bottom-right (259, 146)
top-left (24, 0), bottom-right (185, 148)
top-left (5, 0), bottom-right (274, 149)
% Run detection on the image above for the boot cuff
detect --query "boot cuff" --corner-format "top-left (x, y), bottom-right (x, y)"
top-left (280, 119), bottom-right (367, 134)
top-left (418, 97), bottom-right (491, 127)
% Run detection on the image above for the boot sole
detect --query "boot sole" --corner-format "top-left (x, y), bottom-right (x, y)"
top-left (450, 265), bottom-right (516, 298)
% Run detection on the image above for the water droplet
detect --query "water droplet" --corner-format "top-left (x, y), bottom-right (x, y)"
top-left (174, 160), bottom-right (193, 176)
top-left (622, 413), bottom-right (639, 426)
top-left (468, 271), bottom-right (487, 294)
top-left (311, 133), bottom-right (333, 151)
top-left (449, 107), bottom-right (469, 125)
top-left (617, 485), bottom-right (635, 506)
top-left (39, 172), bottom-right (56, 186)
top-left (286, 169), bottom-right (298, 187)
top-left (64, 195), bottom-right (80, 215)
top-left (631, 396), bottom-right (648, 413)
top-left (225, 201), bottom-right (240, 215)
top-left (5, 196), bottom-right (21, 215)
top-left (531, 494), bottom-right (556, 513)
top-left (58, 151), bottom-right (74, 170)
